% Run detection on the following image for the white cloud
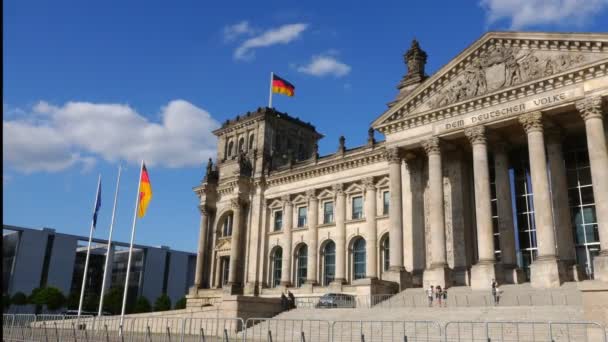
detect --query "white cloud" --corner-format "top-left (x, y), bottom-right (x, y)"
top-left (223, 21), bottom-right (255, 42)
top-left (480, 0), bottom-right (608, 29)
top-left (234, 23), bottom-right (308, 60)
top-left (3, 100), bottom-right (220, 173)
top-left (297, 55), bottom-right (351, 78)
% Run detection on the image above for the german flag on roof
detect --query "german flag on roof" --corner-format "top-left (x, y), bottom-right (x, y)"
top-left (272, 74), bottom-right (295, 97)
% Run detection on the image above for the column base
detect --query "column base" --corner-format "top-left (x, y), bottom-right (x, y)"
top-left (560, 259), bottom-right (587, 282)
top-left (244, 281), bottom-right (259, 295)
top-left (530, 257), bottom-right (566, 288)
top-left (382, 268), bottom-right (412, 291)
top-left (502, 264), bottom-right (527, 284)
top-left (423, 265), bottom-right (451, 289)
top-left (470, 261), bottom-right (502, 290)
top-left (593, 253), bottom-right (608, 283)
top-left (223, 282), bottom-right (243, 295)
top-left (329, 279), bottom-right (345, 292)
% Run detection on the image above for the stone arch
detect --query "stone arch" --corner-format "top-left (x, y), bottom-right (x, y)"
top-left (215, 210), bottom-right (234, 238)
top-left (319, 239), bottom-right (336, 286)
top-left (378, 232), bottom-right (390, 279)
top-left (348, 235), bottom-right (366, 282)
top-left (269, 245), bottom-right (283, 288)
top-left (293, 242), bottom-right (308, 287)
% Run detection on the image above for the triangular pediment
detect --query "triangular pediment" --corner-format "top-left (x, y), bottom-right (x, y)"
top-left (372, 32), bottom-right (608, 130)
top-left (268, 199), bottom-right (283, 209)
top-left (317, 189), bottom-right (334, 199)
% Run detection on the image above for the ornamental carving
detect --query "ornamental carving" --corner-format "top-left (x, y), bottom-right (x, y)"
top-left (199, 204), bottom-right (210, 215)
top-left (230, 198), bottom-right (242, 210)
top-left (576, 96), bottom-right (604, 121)
top-left (464, 126), bottom-right (487, 145)
top-left (306, 189), bottom-right (317, 201)
top-left (429, 47), bottom-right (586, 109)
top-left (281, 195), bottom-right (292, 206)
top-left (519, 111), bottom-right (544, 133)
top-left (362, 177), bottom-right (376, 191)
top-left (422, 137), bottom-right (441, 155)
top-left (332, 183), bottom-right (344, 196)
top-left (385, 148), bottom-right (401, 164)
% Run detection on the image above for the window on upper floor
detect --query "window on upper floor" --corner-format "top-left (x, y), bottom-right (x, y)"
top-left (249, 134), bottom-right (255, 150)
top-left (352, 196), bottom-right (363, 220)
top-left (238, 137), bottom-right (245, 152)
top-left (383, 191), bottom-right (390, 215)
top-left (227, 141), bottom-right (234, 158)
top-left (323, 201), bottom-right (334, 224)
top-left (273, 210), bottom-right (283, 231)
top-left (297, 207), bottom-right (307, 227)
top-left (221, 214), bottom-right (233, 237)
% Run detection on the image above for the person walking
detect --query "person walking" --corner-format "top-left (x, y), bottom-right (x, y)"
top-left (442, 288), bottom-right (448, 307)
top-left (491, 279), bottom-right (498, 305)
top-left (281, 293), bottom-right (288, 311)
top-left (288, 290), bottom-right (296, 310)
top-left (436, 286), bottom-right (443, 307)
top-left (426, 285), bottom-right (434, 307)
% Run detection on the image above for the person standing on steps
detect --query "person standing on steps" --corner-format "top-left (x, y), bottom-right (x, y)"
top-left (281, 292), bottom-right (288, 311)
top-left (436, 286), bottom-right (443, 307)
top-left (288, 290), bottom-right (296, 310)
top-left (426, 285), bottom-right (434, 307)
top-left (491, 279), bottom-right (498, 305)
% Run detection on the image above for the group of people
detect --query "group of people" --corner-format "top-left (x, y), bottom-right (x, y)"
top-left (426, 279), bottom-right (502, 307)
top-left (280, 290), bottom-right (296, 311)
top-left (426, 285), bottom-right (448, 307)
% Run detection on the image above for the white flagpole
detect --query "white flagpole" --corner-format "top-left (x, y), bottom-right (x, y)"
top-left (77, 174), bottom-right (101, 318)
top-left (120, 160), bottom-right (143, 328)
top-left (268, 71), bottom-right (274, 108)
top-left (98, 165), bottom-right (122, 317)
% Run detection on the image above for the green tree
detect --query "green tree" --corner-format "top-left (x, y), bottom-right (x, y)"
top-left (153, 294), bottom-right (171, 312)
top-left (29, 287), bottom-right (65, 311)
top-left (174, 297), bottom-right (187, 310)
top-left (102, 287), bottom-right (123, 315)
top-left (11, 292), bottom-right (27, 306)
top-left (134, 297), bottom-right (151, 313)
top-left (3, 294), bottom-right (11, 310)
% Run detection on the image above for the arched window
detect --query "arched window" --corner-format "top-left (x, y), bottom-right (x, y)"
top-left (249, 134), bottom-right (255, 150)
top-left (295, 244), bottom-right (308, 287)
top-left (227, 141), bottom-right (234, 157)
top-left (381, 236), bottom-right (390, 272)
top-left (352, 238), bottom-right (366, 280)
top-left (323, 241), bottom-right (336, 286)
top-left (271, 247), bottom-right (283, 288)
top-left (220, 213), bottom-right (233, 237)
top-left (238, 137), bottom-right (245, 152)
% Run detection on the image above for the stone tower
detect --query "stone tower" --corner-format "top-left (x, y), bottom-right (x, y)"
top-left (389, 39), bottom-right (429, 107)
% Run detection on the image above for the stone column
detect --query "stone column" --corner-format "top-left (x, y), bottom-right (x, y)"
top-left (306, 190), bottom-right (319, 285)
top-left (465, 126), bottom-right (499, 289)
top-left (546, 126), bottom-right (580, 280)
top-left (227, 199), bottom-right (243, 290)
top-left (422, 137), bottom-right (451, 288)
top-left (387, 148), bottom-right (405, 271)
top-left (576, 96), bottom-right (608, 282)
top-left (333, 184), bottom-right (346, 284)
top-left (194, 205), bottom-right (210, 289)
top-left (493, 142), bottom-right (525, 284)
top-left (280, 195), bottom-right (293, 286)
top-left (519, 111), bottom-right (564, 288)
top-left (363, 177), bottom-right (378, 279)
top-left (214, 255), bottom-right (222, 288)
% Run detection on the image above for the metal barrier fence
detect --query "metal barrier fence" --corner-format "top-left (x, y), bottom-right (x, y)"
top-left (444, 321), bottom-right (607, 342)
top-left (3, 314), bottom-right (607, 342)
top-left (244, 318), bottom-right (331, 342)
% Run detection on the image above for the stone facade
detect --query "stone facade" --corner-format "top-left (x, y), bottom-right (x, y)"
top-left (189, 32), bottom-right (608, 301)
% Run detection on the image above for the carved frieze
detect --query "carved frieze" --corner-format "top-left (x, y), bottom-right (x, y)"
top-left (428, 47), bottom-right (586, 110)
top-left (576, 96), bottom-right (604, 121)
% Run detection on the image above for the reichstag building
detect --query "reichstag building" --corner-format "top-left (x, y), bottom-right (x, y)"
top-left (189, 32), bottom-right (608, 301)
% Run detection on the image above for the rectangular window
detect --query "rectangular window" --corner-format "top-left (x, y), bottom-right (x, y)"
top-left (274, 210), bottom-right (283, 231)
top-left (323, 202), bottom-right (334, 224)
top-left (383, 191), bottom-right (390, 215)
top-left (297, 207), bottom-right (307, 227)
top-left (352, 196), bottom-right (363, 220)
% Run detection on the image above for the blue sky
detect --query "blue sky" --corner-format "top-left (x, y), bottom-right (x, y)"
top-left (4, 0), bottom-right (608, 253)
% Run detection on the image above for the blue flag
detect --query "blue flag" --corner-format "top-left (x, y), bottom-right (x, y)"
top-left (93, 180), bottom-right (101, 228)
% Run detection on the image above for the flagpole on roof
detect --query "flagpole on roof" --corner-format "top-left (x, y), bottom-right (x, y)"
top-left (120, 160), bottom-right (144, 331)
top-left (77, 174), bottom-right (101, 318)
top-left (268, 71), bottom-right (274, 108)
top-left (98, 165), bottom-right (121, 317)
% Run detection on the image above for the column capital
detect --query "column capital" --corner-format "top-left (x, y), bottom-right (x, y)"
top-left (422, 137), bottom-right (441, 155)
top-left (281, 195), bottom-right (292, 206)
top-left (363, 177), bottom-right (376, 191)
top-left (230, 198), bottom-right (242, 210)
top-left (464, 126), bottom-right (487, 145)
top-left (198, 204), bottom-right (210, 215)
top-left (519, 111), bottom-right (544, 134)
top-left (385, 147), bottom-right (401, 164)
top-left (306, 189), bottom-right (317, 201)
top-left (332, 183), bottom-right (345, 196)
top-left (576, 96), bottom-right (604, 121)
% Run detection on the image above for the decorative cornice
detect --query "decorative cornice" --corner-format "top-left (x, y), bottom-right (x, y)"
top-left (576, 96), bottom-right (604, 121)
top-left (422, 137), bottom-right (441, 155)
top-left (385, 148), bottom-right (401, 164)
top-left (363, 177), bottom-right (376, 191)
top-left (519, 111), bottom-right (544, 134)
top-left (464, 126), bottom-right (487, 145)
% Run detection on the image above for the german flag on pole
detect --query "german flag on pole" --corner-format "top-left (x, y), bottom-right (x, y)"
top-left (137, 163), bottom-right (152, 218)
top-left (272, 74), bottom-right (295, 97)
